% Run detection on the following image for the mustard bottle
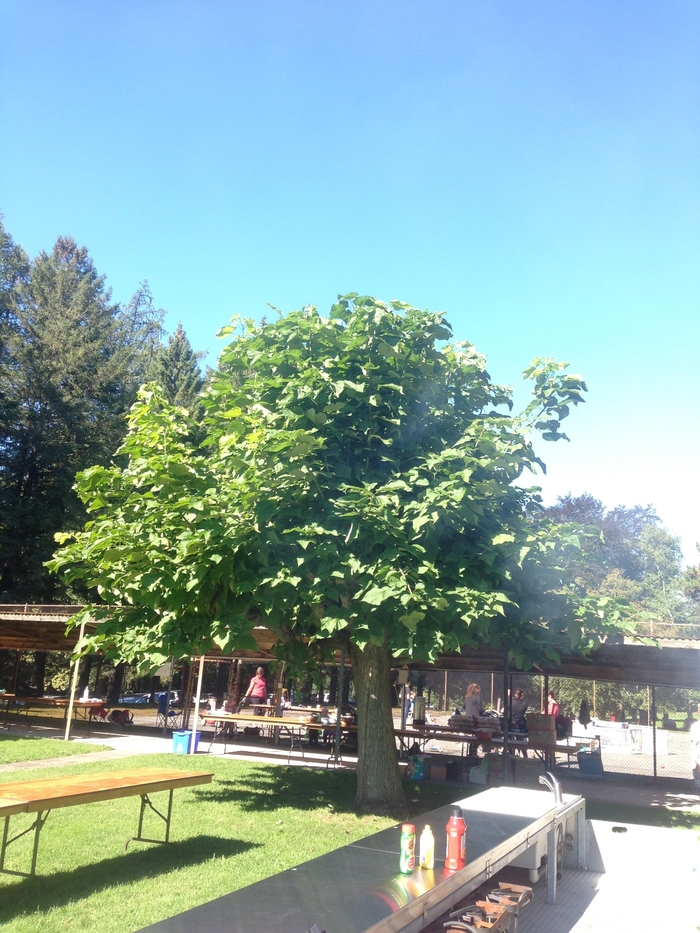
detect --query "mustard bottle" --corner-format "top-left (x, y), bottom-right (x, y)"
top-left (419, 824), bottom-right (435, 870)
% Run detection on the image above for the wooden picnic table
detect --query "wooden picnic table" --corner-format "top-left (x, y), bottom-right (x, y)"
top-left (394, 726), bottom-right (480, 756)
top-left (0, 694), bottom-right (106, 729)
top-left (0, 767), bottom-right (213, 877)
top-left (201, 711), bottom-right (357, 761)
top-left (394, 726), bottom-right (582, 768)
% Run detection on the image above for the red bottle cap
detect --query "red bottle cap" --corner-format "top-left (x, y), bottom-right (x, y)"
top-left (401, 823), bottom-right (415, 833)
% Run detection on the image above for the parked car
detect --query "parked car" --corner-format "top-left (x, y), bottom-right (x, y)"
top-left (154, 691), bottom-right (180, 705)
top-left (118, 693), bottom-right (150, 705)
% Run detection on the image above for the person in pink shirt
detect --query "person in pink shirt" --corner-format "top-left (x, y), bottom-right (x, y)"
top-left (238, 667), bottom-right (268, 713)
top-left (546, 689), bottom-right (559, 718)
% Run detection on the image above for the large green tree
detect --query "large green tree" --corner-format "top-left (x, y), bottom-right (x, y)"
top-left (51, 296), bottom-right (630, 811)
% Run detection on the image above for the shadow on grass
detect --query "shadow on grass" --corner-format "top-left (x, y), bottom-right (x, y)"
top-left (194, 763), bottom-right (470, 819)
top-left (0, 835), bottom-right (258, 924)
top-left (586, 801), bottom-right (700, 831)
top-left (0, 733), bottom-right (48, 744)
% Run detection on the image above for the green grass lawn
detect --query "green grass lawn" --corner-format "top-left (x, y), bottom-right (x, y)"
top-left (0, 734), bottom-right (111, 765)
top-left (0, 754), bottom-right (462, 933)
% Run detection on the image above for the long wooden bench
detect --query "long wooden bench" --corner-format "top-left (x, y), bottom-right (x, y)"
top-left (0, 767), bottom-right (213, 877)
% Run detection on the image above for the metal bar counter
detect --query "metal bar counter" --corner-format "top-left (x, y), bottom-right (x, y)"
top-left (137, 786), bottom-right (585, 933)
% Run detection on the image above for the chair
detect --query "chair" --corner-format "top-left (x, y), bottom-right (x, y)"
top-left (156, 695), bottom-right (178, 730)
top-left (89, 704), bottom-right (109, 723)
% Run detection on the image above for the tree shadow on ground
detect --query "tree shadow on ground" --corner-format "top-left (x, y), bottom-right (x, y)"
top-left (196, 763), bottom-right (466, 819)
top-left (0, 732), bottom-right (69, 744)
top-left (0, 835), bottom-right (257, 924)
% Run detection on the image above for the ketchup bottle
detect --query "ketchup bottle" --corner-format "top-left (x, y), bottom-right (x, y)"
top-left (445, 805), bottom-right (467, 871)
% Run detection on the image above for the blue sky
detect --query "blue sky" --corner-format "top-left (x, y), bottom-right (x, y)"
top-left (1, 1), bottom-right (698, 561)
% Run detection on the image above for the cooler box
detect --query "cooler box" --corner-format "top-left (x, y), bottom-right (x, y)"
top-left (577, 750), bottom-right (604, 776)
top-left (173, 730), bottom-right (201, 754)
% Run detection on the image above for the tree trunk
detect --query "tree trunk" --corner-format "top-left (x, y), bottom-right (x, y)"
top-left (105, 661), bottom-right (126, 705)
top-left (350, 641), bottom-right (405, 814)
top-left (215, 660), bottom-right (229, 701)
top-left (329, 666), bottom-right (339, 706)
top-left (77, 656), bottom-right (92, 693)
top-left (34, 652), bottom-right (46, 696)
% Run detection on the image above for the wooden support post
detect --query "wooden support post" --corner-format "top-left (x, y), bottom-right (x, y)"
top-left (190, 656), bottom-right (205, 754)
top-left (64, 618), bottom-right (87, 742)
top-left (502, 652), bottom-right (510, 785)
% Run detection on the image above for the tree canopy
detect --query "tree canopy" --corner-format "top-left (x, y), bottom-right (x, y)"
top-left (50, 295), bottom-right (631, 810)
top-left (545, 493), bottom-right (698, 632)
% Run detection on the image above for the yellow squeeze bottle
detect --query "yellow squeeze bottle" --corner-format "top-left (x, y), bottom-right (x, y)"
top-left (419, 824), bottom-right (435, 869)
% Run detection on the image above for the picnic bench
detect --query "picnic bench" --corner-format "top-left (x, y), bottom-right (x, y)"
top-left (0, 767), bottom-right (213, 877)
top-left (201, 711), bottom-right (358, 763)
top-left (0, 694), bottom-right (106, 730)
top-left (395, 725), bottom-right (582, 769)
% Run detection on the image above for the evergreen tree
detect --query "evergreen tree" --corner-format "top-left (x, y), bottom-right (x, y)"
top-left (0, 230), bottom-right (164, 601)
top-left (146, 323), bottom-right (205, 412)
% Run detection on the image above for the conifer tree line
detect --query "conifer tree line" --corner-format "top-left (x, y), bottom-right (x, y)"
top-left (0, 219), bottom-right (205, 603)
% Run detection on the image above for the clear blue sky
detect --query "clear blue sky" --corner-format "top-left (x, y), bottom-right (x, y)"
top-left (1, 1), bottom-right (698, 561)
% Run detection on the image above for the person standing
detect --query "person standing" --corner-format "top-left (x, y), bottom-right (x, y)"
top-left (238, 666), bottom-right (268, 713)
top-left (690, 702), bottom-right (700, 788)
top-left (510, 688), bottom-right (529, 758)
top-left (510, 688), bottom-right (528, 730)
top-left (546, 689), bottom-right (559, 718)
top-left (463, 683), bottom-right (484, 719)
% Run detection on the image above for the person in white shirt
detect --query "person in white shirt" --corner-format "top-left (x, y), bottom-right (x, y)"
top-left (690, 702), bottom-right (700, 788)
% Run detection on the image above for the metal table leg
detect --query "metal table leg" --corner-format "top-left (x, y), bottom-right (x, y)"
top-left (0, 810), bottom-right (50, 877)
top-left (126, 789), bottom-right (175, 849)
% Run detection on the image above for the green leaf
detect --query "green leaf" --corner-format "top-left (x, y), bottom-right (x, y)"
top-left (361, 585), bottom-right (395, 606)
top-left (492, 533), bottom-right (515, 545)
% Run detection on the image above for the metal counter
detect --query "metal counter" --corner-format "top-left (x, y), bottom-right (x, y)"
top-left (137, 786), bottom-right (586, 933)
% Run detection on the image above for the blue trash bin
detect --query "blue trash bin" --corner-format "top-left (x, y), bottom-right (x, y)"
top-left (173, 730), bottom-right (200, 754)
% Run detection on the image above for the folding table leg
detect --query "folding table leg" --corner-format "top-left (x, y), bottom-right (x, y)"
top-left (0, 814), bottom-right (9, 872)
top-left (126, 790), bottom-right (175, 850)
top-left (0, 810), bottom-right (50, 877)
